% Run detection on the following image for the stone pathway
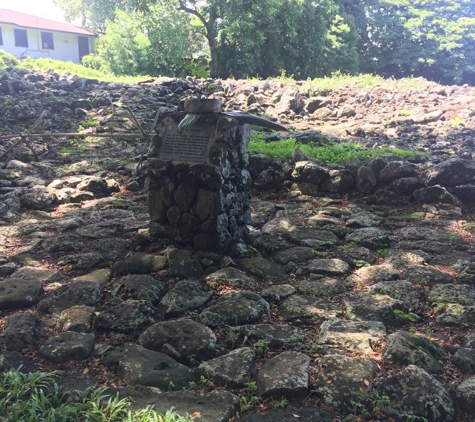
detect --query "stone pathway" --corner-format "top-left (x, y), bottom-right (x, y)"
top-left (1, 72), bottom-right (475, 421)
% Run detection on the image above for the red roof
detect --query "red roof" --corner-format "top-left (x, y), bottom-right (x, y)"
top-left (0, 8), bottom-right (95, 36)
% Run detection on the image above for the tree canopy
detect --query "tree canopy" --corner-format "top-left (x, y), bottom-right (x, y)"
top-left (54, 0), bottom-right (475, 84)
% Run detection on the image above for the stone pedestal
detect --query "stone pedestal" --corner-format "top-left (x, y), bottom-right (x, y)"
top-left (146, 112), bottom-right (251, 251)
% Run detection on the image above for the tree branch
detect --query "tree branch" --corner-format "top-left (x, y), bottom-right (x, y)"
top-left (177, 0), bottom-right (209, 29)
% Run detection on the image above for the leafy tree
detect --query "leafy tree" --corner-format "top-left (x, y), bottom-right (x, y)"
top-left (53, 0), bottom-right (136, 31)
top-left (90, 3), bottom-right (191, 76)
top-left (359, 0), bottom-right (475, 84)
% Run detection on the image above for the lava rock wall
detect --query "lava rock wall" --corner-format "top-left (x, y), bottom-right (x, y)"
top-left (146, 113), bottom-right (251, 251)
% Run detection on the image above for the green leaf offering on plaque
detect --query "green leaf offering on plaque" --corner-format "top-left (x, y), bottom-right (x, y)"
top-left (177, 113), bottom-right (200, 135)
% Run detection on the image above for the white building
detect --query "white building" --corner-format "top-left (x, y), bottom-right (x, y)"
top-left (0, 8), bottom-right (95, 63)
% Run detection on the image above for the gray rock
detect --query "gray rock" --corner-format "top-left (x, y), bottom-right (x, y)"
top-left (383, 249), bottom-right (431, 269)
top-left (376, 365), bottom-right (454, 422)
top-left (0, 351), bottom-right (39, 373)
top-left (239, 257), bottom-right (289, 282)
top-left (200, 290), bottom-right (269, 327)
top-left (254, 168), bottom-right (287, 190)
top-left (205, 267), bottom-right (255, 289)
top-left (230, 324), bottom-right (305, 349)
top-left (368, 280), bottom-right (419, 307)
top-left (403, 265), bottom-right (454, 286)
top-left (160, 279), bottom-right (214, 317)
top-left (430, 284), bottom-right (475, 306)
top-left (270, 247), bottom-right (315, 265)
top-left (314, 354), bottom-right (379, 413)
top-left (60, 305), bottom-right (95, 333)
top-left (57, 252), bottom-right (103, 271)
top-left (39, 332), bottom-right (95, 363)
top-left (40, 234), bottom-right (85, 252)
top-left (413, 185), bottom-right (461, 205)
top-left (112, 252), bottom-right (167, 275)
top-left (0, 278), bottom-right (43, 309)
top-left (93, 300), bottom-right (156, 333)
top-left (383, 331), bottom-right (445, 374)
top-left (465, 333), bottom-right (475, 349)
top-left (305, 259), bottom-right (350, 276)
top-left (430, 253), bottom-right (474, 271)
top-left (238, 407), bottom-right (334, 422)
top-left (168, 249), bottom-right (202, 278)
top-left (0, 262), bottom-right (16, 276)
top-left (278, 295), bottom-right (341, 322)
top-left (399, 226), bottom-right (466, 245)
top-left (105, 386), bottom-right (239, 422)
top-left (346, 263), bottom-right (399, 286)
top-left (71, 268), bottom-right (111, 286)
top-left (340, 246), bottom-right (378, 267)
top-left (390, 177), bottom-right (424, 194)
top-left (37, 281), bottom-right (102, 314)
top-left (20, 186), bottom-right (57, 210)
top-left (112, 274), bottom-right (166, 305)
top-left (0, 313), bottom-right (48, 348)
top-left (452, 348), bottom-right (475, 373)
top-left (344, 294), bottom-right (407, 326)
top-left (346, 213), bottom-right (380, 228)
top-left (102, 344), bottom-right (197, 390)
top-left (456, 376), bottom-right (475, 413)
top-left (90, 238), bottom-right (133, 261)
top-left (321, 169), bottom-right (354, 192)
top-left (318, 319), bottom-right (387, 352)
top-left (198, 347), bottom-right (256, 387)
top-left (53, 372), bottom-right (100, 403)
top-left (294, 278), bottom-right (346, 297)
top-left (423, 158), bottom-right (475, 186)
top-left (257, 351), bottom-right (310, 398)
top-left (345, 227), bottom-right (390, 250)
top-left (138, 319), bottom-right (216, 363)
top-left (76, 221), bottom-right (121, 239)
top-left (379, 161), bottom-right (417, 183)
top-left (261, 284), bottom-right (296, 302)
top-left (356, 165), bottom-right (377, 194)
top-left (8, 266), bottom-right (63, 283)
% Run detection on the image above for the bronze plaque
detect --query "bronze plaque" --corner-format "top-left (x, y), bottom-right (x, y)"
top-left (159, 122), bottom-right (215, 163)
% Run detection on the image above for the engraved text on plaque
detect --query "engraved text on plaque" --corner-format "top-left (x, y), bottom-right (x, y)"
top-left (159, 122), bottom-right (215, 163)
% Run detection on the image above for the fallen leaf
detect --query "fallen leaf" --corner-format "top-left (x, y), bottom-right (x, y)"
top-left (83, 367), bottom-right (89, 374)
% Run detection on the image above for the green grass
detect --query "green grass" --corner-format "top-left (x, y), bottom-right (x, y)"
top-left (0, 50), bottom-right (150, 84)
top-left (300, 72), bottom-right (439, 93)
top-left (0, 370), bottom-right (193, 421)
top-left (248, 134), bottom-right (420, 163)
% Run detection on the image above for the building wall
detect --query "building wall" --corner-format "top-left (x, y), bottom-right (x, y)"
top-left (0, 23), bottom-right (94, 63)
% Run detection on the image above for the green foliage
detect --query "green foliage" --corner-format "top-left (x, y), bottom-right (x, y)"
top-left (248, 136), bottom-right (420, 164)
top-left (255, 338), bottom-right (270, 356)
top-left (358, 0), bottom-right (475, 84)
top-left (393, 309), bottom-right (420, 323)
top-left (0, 50), bottom-right (19, 68)
top-left (93, 4), bottom-right (191, 77)
top-left (0, 369), bottom-right (192, 421)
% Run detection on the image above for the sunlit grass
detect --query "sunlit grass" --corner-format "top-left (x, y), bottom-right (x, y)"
top-left (248, 134), bottom-right (421, 163)
top-left (0, 370), bottom-right (193, 422)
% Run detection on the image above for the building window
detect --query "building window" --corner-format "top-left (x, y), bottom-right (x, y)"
top-left (0, 28), bottom-right (3, 45)
top-left (14, 29), bottom-right (28, 47)
top-left (41, 32), bottom-right (54, 50)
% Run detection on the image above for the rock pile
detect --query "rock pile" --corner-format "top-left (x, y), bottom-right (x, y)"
top-left (1, 68), bottom-right (475, 421)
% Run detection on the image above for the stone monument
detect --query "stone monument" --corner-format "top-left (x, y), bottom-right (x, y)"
top-left (146, 106), bottom-right (252, 251)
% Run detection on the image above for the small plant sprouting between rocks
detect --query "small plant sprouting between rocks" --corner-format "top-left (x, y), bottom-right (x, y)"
top-left (393, 309), bottom-right (420, 323)
top-left (0, 369), bottom-right (193, 421)
top-left (255, 338), bottom-right (270, 356)
top-left (240, 381), bottom-right (260, 411)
